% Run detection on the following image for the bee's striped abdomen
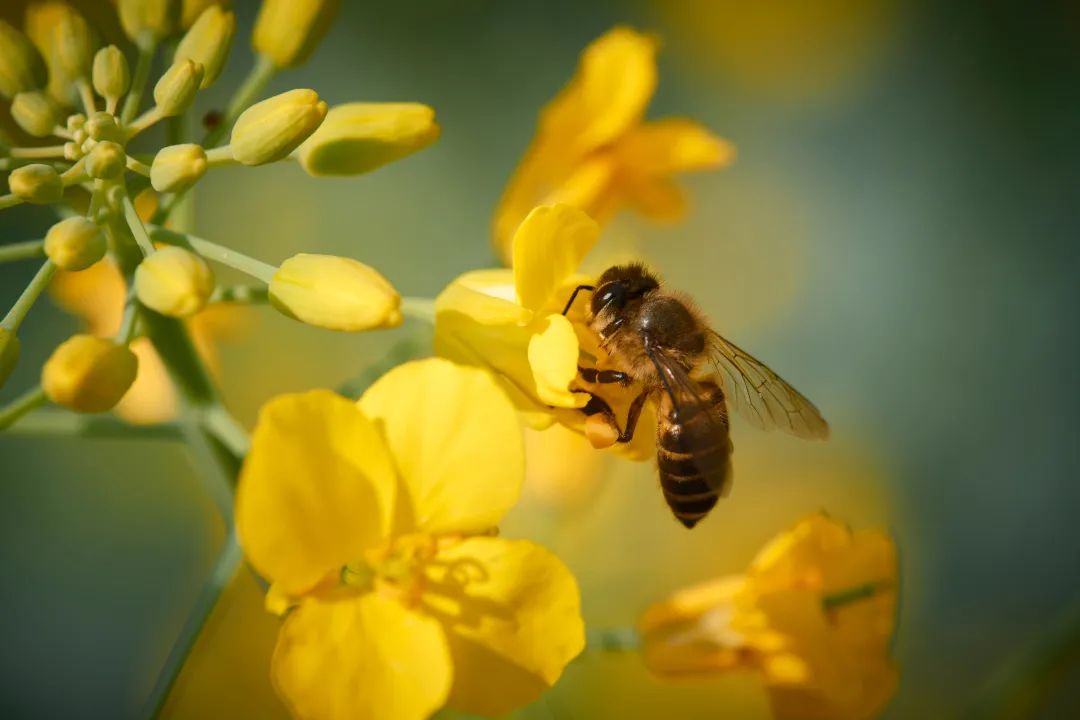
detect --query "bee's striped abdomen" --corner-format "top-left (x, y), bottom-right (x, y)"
top-left (656, 381), bottom-right (732, 528)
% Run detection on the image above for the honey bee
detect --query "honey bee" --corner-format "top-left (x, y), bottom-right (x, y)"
top-left (563, 263), bottom-right (829, 528)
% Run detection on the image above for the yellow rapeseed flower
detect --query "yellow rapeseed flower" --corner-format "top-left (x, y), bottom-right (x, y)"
top-left (295, 102), bottom-right (440, 176)
top-left (252, 0), bottom-right (341, 69)
top-left (236, 358), bottom-right (585, 720)
top-left (493, 27), bottom-right (735, 263)
top-left (639, 514), bottom-right (899, 720)
top-left (435, 203), bottom-right (595, 428)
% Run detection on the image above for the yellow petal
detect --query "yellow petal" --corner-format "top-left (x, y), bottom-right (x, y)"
top-left (539, 27), bottom-right (658, 154)
top-left (623, 176), bottom-right (688, 221)
top-left (421, 537), bottom-right (585, 716)
top-left (512, 204), bottom-right (599, 313)
top-left (114, 337), bottom-right (179, 424)
top-left (273, 593), bottom-right (452, 720)
top-left (527, 313), bottom-right (582, 407)
top-left (357, 358), bottom-right (523, 535)
top-left (616, 118), bottom-right (736, 176)
top-left (236, 390), bottom-right (396, 595)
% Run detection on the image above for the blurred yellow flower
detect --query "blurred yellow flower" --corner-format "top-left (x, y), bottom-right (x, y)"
top-left (640, 514), bottom-right (898, 720)
top-left (236, 358), bottom-right (585, 720)
top-left (435, 204), bottom-right (596, 428)
top-left (493, 26), bottom-right (734, 263)
top-left (49, 258), bottom-right (245, 424)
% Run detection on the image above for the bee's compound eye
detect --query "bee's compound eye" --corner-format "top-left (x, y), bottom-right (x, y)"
top-left (592, 282), bottom-right (626, 314)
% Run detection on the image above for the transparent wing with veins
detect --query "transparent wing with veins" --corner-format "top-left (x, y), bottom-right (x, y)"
top-left (706, 330), bottom-right (829, 440)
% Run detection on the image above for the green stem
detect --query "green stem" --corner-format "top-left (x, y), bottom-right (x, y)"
top-left (0, 240), bottom-right (45, 263)
top-left (209, 284), bottom-right (269, 304)
top-left (122, 195), bottom-right (157, 256)
top-left (587, 627), bottom-right (641, 652)
top-left (822, 581), bottom-right (892, 611)
top-left (3, 411), bottom-right (182, 439)
top-left (0, 386), bottom-right (48, 430)
top-left (2, 260), bottom-right (57, 332)
top-left (200, 403), bottom-right (251, 460)
top-left (148, 227), bottom-right (277, 283)
top-left (9, 146), bottom-right (67, 159)
top-left (141, 530), bottom-right (242, 719)
top-left (121, 41), bottom-right (159, 125)
top-left (401, 296), bottom-right (436, 324)
top-left (0, 194), bottom-right (25, 211)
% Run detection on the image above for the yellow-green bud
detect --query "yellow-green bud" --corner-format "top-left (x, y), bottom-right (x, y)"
top-left (134, 246), bottom-right (215, 317)
top-left (297, 103), bottom-right (440, 177)
top-left (11, 91), bottom-right (63, 137)
top-left (92, 45), bottom-right (130, 101)
top-left (0, 20), bottom-right (47, 98)
top-left (66, 113), bottom-right (86, 134)
top-left (153, 59), bottom-right (204, 117)
top-left (84, 111), bottom-right (124, 143)
top-left (8, 164), bottom-right (63, 204)
top-left (150, 143), bottom-right (208, 192)
top-left (42, 334), bottom-right (138, 413)
top-left (253, 0), bottom-right (341, 69)
top-left (0, 327), bottom-right (20, 389)
top-left (25, 3), bottom-right (85, 107)
top-left (269, 253), bottom-right (401, 331)
top-left (85, 141), bottom-right (126, 180)
top-left (53, 4), bottom-right (98, 80)
top-left (175, 6), bottom-right (235, 88)
top-left (230, 89), bottom-right (327, 166)
top-left (44, 216), bottom-right (106, 271)
top-left (183, 0), bottom-right (231, 29)
top-left (118, 0), bottom-right (181, 47)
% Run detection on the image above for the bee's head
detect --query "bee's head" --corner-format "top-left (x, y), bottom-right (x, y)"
top-left (591, 263), bottom-right (660, 316)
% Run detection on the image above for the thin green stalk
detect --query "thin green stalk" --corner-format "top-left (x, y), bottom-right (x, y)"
top-left (0, 386), bottom-right (48, 430)
top-left (121, 42), bottom-right (159, 125)
top-left (0, 194), bottom-right (24, 211)
top-left (121, 195), bottom-right (157, 256)
top-left (2, 260), bottom-right (57, 332)
top-left (4, 411), bottom-right (182, 440)
top-left (401, 296), bottom-right (436, 324)
top-left (209, 284), bottom-right (269, 304)
top-left (148, 226), bottom-right (277, 283)
top-left (9, 145), bottom-right (67, 159)
top-left (141, 530), bottom-right (242, 719)
top-left (200, 403), bottom-right (251, 460)
top-left (823, 581), bottom-right (892, 611)
top-left (0, 240), bottom-right (45, 263)
top-left (587, 627), bottom-right (641, 652)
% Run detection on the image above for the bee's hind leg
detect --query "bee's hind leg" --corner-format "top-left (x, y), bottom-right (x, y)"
top-left (579, 390), bottom-right (650, 444)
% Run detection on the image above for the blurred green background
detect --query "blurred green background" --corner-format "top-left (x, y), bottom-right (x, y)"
top-left (2, 0), bottom-right (1079, 718)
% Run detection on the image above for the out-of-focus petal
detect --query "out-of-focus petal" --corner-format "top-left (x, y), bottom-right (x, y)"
top-left (49, 261), bottom-right (126, 336)
top-left (639, 575), bottom-right (748, 676)
top-left (272, 593), bottom-right (452, 720)
top-left (114, 337), bottom-right (178, 424)
top-left (357, 358), bottom-right (523, 536)
top-left (623, 176), bottom-right (689, 221)
top-left (236, 390), bottom-right (396, 595)
top-left (512, 204), bottom-right (599, 314)
top-left (422, 537), bottom-right (585, 717)
top-left (616, 118), bottom-right (735, 176)
top-left (539, 27), bottom-right (658, 155)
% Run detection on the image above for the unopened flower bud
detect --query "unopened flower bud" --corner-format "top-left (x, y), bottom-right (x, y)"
top-left (118, 0), bottom-right (181, 47)
top-left (269, 253), bottom-right (401, 331)
top-left (253, 0), bottom-right (340, 69)
top-left (85, 141), bottom-right (125, 179)
top-left (66, 113), bottom-right (86, 134)
top-left (84, 111), bottom-right (124, 143)
top-left (134, 246), bottom-right (214, 317)
top-left (42, 334), bottom-right (138, 413)
top-left (0, 327), bottom-right (20, 389)
top-left (53, 4), bottom-right (98, 80)
top-left (153, 59), bottom-right (204, 116)
top-left (92, 45), bottom-right (130, 102)
top-left (176, 6), bottom-right (235, 88)
top-left (230, 89), bottom-right (327, 165)
top-left (45, 217), bottom-right (106, 271)
top-left (0, 20), bottom-right (47, 98)
top-left (25, 3), bottom-right (86, 107)
top-left (150, 143), bottom-right (207, 192)
top-left (11, 91), bottom-right (62, 137)
top-left (297, 102), bottom-right (440, 176)
top-left (183, 0), bottom-right (230, 29)
top-left (8, 164), bottom-right (63, 204)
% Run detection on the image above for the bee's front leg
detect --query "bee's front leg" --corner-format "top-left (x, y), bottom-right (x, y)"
top-left (577, 366), bottom-right (631, 386)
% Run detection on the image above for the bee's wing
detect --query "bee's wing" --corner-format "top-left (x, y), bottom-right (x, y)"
top-left (706, 330), bottom-right (829, 440)
top-left (644, 341), bottom-right (732, 491)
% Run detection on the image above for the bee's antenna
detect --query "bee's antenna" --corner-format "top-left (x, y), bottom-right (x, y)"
top-left (561, 284), bottom-right (595, 316)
